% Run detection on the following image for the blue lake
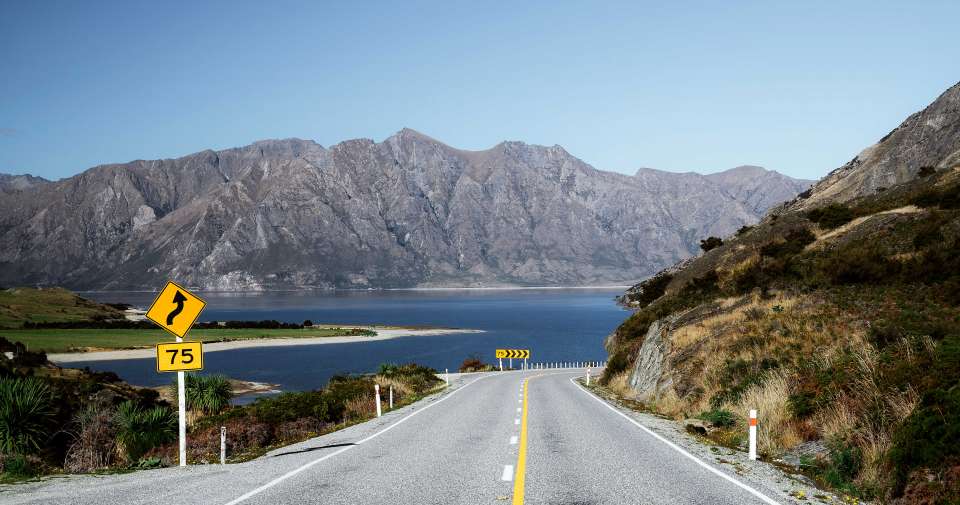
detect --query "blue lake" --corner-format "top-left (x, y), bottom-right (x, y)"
top-left (75, 289), bottom-right (629, 394)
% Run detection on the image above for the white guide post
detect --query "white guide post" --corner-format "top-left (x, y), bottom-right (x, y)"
top-left (389, 385), bottom-right (394, 409)
top-left (749, 409), bottom-right (757, 460)
top-left (445, 368), bottom-right (449, 385)
top-left (375, 384), bottom-right (382, 417)
top-left (586, 368), bottom-right (591, 385)
top-left (220, 426), bottom-right (226, 464)
top-left (499, 358), bottom-right (503, 371)
top-left (176, 334), bottom-right (186, 467)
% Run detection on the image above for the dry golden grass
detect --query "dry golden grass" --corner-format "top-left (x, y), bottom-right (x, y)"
top-left (727, 370), bottom-right (800, 456)
top-left (344, 395), bottom-right (377, 421)
top-left (717, 253), bottom-right (759, 292)
top-left (605, 371), bottom-right (635, 400)
top-left (374, 375), bottom-right (413, 397)
top-left (653, 389), bottom-right (686, 420)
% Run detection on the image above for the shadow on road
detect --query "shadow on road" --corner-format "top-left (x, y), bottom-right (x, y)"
top-left (271, 442), bottom-right (356, 458)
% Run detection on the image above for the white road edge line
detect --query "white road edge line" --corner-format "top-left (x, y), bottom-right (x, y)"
top-left (223, 374), bottom-right (494, 505)
top-left (510, 435), bottom-right (518, 445)
top-left (569, 377), bottom-right (782, 505)
top-left (501, 464), bottom-right (514, 481)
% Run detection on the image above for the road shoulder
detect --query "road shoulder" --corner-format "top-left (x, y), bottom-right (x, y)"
top-left (575, 378), bottom-right (857, 505)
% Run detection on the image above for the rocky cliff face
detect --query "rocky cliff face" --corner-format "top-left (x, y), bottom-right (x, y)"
top-left (0, 130), bottom-right (808, 290)
top-left (792, 81), bottom-right (960, 210)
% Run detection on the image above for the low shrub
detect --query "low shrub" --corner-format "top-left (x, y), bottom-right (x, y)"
top-left (174, 374), bottom-right (232, 415)
top-left (807, 203), bottom-right (855, 229)
top-left (700, 236), bottom-right (723, 252)
top-left (113, 401), bottom-right (176, 464)
top-left (697, 409), bottom-right (736, 427)
top-left (0, 376), bottom-right (55, 455)
top-left (759, 228), bottom-right (816, 259)
top-left (459, 355), bottom-right (488, 372)
top-left (64, 403), bottom-right (118, 472)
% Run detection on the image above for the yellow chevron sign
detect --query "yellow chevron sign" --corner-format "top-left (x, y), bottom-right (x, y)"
top-left (496, 349), bottom-right (530, 359)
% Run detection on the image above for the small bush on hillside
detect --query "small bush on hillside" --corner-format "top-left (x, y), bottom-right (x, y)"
top-left (113, 401), bottom-right (176, 464)
top-left (736, 225), bottom-right (754, 236)
top-left (174, 374), bottom-right (233, 415)
top-left (760, 228), bottom-right (816, 258)
top-left (628, 273), bottom-right (672, 308)
top-left (709, 357), bottom-right (779, 408)
top-left (807, 204), bottom-right (855, 229)
top-left (815, 247), bottom-right (901, 285)
top-left (700, 236), bottom-right (723, 252)
top-left (64, 404), bottom-right (118, 472)
top-left (459, 355), bottom-right (491, 372)
top-left (600, 345), bottom-right (636, 385)
top-left (912, 183), bottom-right (960, 210)
top-left (0, 377), bottom-right (55, 455)
top-left (918, 166), bottom-right (937, 177)
top-left (697, 409), bottom-right (736, 427)
top-left (822, 440), bottom-right (863, 495)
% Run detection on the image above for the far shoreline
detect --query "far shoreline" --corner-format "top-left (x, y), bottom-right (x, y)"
top-left (75, 285), bottom-right (632, 294)
top-left (47, 327), bottom-right (484, 363)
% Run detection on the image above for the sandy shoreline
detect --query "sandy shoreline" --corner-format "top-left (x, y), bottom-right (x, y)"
top-left (47, 327), bottom-right (483, 363)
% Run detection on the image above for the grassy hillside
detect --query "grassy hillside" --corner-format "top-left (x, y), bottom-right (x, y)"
top-left (2, 327), bottom-right (377, 354)
top-left (0, 287), bottom-right (125, 328)
top-left (605, 166), bottom-right (960, 503)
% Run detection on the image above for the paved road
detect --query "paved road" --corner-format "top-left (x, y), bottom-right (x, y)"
top-left (2, 370), bottom-right (789, 505)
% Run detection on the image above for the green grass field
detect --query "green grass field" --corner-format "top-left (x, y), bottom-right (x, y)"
top-left (0, 287), bottom-right (124, 328)
top-left (1, 327), bottom-right (375, 353)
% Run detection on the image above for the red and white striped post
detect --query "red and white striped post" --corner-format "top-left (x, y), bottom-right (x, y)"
top-left (748, 409), bottom-right (757, 460)
top-left (375, 384), bottom-right (382, 418)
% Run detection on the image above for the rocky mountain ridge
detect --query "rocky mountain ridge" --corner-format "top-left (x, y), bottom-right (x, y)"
top-left (791, 80), bottom-right (960, 210)
top-left (0, 130), bottom-right (809, 290)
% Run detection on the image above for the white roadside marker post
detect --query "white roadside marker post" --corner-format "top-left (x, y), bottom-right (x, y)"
top-left (749, 409), bottom-right (758, 460)
top-left (220, 426), bottom-right (226, 464)
top-left (177, 354), bottom-right (186, 467)
top-left (499, 358), bottom-right (503, 371)
top-left (445, 368), bottom-right (449, 385)
top-left (389, 385), bottom-right (394, 409)
top-left (509, 358), bottom-right (513, 369)
top-left (375, 384), bottom-right (382, 418)
top-left (586, 368), bottom-right (591, 385)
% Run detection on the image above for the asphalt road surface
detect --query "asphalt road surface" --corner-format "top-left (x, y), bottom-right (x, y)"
top-left (2, 370), bottom-right (790, 505)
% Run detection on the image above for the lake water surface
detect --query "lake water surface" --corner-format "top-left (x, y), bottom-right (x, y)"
top-left (75, 289), bottom-right (629, 393)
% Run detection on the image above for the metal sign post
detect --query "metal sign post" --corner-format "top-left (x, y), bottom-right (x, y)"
top-left (145, 281), bottom-right (207, 468)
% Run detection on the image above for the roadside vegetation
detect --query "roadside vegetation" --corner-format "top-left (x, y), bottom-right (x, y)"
top-left (458, 355), bottom-right (496, 372)
top-left (159, 363), bottom-right (442, 464)
top-left (606, 168), bottom-right (960, 504)
top-left (0, 336), bottom-right (442, 480)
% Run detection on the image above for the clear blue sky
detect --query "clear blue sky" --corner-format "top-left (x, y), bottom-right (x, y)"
top-left (1, 1), bottom-right (957, 181)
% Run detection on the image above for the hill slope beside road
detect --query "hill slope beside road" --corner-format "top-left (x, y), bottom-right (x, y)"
top-left (2, 370), bottom-right (835, 505)
top-left (608, 81), bottom-right (960, 504)
top-left (0, 130), bottom-right (808, 290)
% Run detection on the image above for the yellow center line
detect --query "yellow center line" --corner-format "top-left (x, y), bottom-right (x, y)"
top-left (512, 377), bottom-right (530, 505)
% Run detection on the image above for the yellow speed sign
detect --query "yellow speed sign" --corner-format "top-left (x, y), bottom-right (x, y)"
top-left (156, 341), bottom-right (204, 373)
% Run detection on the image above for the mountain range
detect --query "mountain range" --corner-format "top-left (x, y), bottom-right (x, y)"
top-left (0, 130), bottom-right (810, 290)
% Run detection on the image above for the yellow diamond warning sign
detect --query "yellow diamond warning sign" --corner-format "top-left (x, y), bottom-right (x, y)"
top-left (145, 281), bottom-right (206, 339)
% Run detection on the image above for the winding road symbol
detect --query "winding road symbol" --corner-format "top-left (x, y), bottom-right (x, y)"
top-left (166, 290), bottom-right (188, 325)
top-left (144, 281), bottom-right (206, 339)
